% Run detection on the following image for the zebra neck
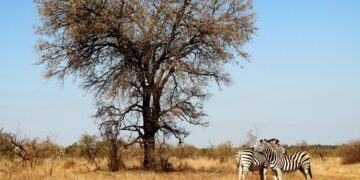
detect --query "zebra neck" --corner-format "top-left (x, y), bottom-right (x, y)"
top-left (267, 149), bottom-right (282, 162)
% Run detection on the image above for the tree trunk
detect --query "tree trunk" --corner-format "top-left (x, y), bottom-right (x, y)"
top-left (142, 87), bottom-right (157, 169)
top-left (142, 86), bottom-right (162, 169)
top-left (108, 138), bottom-right (121, 171)
top-left (143, 135), bottom-right (156, 169)
top-left (143, 94), bottom-right (162, 169)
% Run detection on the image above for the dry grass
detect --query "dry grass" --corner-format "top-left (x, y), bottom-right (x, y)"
top-left (0, 157), bottom-right (359, 180)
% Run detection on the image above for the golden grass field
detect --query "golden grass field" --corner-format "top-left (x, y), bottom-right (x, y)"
top-left (0, 156), bottom-right (359, 180)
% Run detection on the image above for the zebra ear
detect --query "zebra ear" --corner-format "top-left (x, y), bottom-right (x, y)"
top-left (272, 138), bottom-right (279, 144)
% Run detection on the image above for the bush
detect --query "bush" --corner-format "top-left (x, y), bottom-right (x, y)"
top-left (6, 133), bottom-right (59, 167)
top-left (295, 140), bottom-right (309, 152)
top-left (64, 143), bottom-right (81, 157)
top-left (0, 130), bottom-right (15, 159)
top-left (213, 141), bottom-right (233, 162)
top-left (78, 134), bottom-right (99, 163)
top-left (340, 139), bottom-right (360, 164)
top-left (172, 144), bottom-right (197, 159)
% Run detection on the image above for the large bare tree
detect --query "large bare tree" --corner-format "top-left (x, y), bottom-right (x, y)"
top-left (35, 0), bottom-right (256, 169)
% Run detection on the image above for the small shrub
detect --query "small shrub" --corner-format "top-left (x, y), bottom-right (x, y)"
top-left (2, 130), bottom-right (58, 168)
top-left (0, 130), bottom-right (15, 159)
top-left (104, 138), bottom-right (125, 171)
top-left (295, 140), bottom-right (309, 152)
top-left (64, 143), bottom-right (80, 157)
top-left (172, 144), bottom-right (197, 159)
top-left (176, 161), bottom-right (192, 172)
top-left (213, 141), bottom-right (233, 161)
top-left (154, 143), bottom-right (173, 172)
top-left (340, 139), bottom-right (360, 164)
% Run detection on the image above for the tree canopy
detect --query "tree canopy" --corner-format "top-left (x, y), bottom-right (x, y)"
top-left (35, 0), bottom-right (256, 169)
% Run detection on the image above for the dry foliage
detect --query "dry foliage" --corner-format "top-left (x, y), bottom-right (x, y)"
top-left (0, 130), bottom-right (15, 159)
top-left (0, 130), bottom-right (60, 168)
top-left (340, 139), bottom-right (360, 164)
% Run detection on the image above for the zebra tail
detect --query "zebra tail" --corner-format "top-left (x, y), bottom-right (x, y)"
top-left (309, 165), bottom-right (312, 178)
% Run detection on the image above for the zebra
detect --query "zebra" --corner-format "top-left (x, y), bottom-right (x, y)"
top-left (235, 138), bottom-right (286, 180)
top-left (255, 139), bottom-right (312, 180)
top-left (235, 148), bottom-right (269, 180)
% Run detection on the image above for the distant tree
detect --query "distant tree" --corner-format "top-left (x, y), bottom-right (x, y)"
top-left (240, 129), bottom-right (258, 148)
top-left (0, 129), bottom-right (15, 159)
top-left (35, 0), bottom-right (256, 169)
top-left (78, 134), bottom-right (99, 164)
top-left (100, 120), bottom-right (124, 171)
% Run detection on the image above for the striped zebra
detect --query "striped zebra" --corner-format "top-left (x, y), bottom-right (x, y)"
top-left (235, 148), bottom-right (269, 180)
top-left (255, 139), bottom-right (312, 180)
top-left (235, 138), bottom-right (286, 180)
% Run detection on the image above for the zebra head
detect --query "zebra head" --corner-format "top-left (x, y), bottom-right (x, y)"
top-left (255, 139), bottom-right (286, 154)
top-left (254, 139), bottom-right (268, 153)
top-left (268, 138), bottom-right (287, 154)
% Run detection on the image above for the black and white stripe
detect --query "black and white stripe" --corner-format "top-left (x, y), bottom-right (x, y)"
top-left (255, 139), bottom-right (312, 180)
top-left (235, 148), bottom-right (269, 180)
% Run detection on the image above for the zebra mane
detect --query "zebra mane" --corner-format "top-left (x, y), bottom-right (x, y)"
top-left (259, 138), bottom-right (280, 144)
top-left (268, 138), bottom-right (280, 144)
top-left (260, 138), bottom-right (287, 154)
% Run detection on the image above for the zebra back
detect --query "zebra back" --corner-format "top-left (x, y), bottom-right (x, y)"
top-left (256, 140), bottom-right (311, 172)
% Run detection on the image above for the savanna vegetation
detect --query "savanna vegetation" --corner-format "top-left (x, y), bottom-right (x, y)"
top-left (0, 129), bottom-right (359, 179)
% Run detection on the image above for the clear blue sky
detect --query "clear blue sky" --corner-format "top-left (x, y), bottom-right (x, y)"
top-left (1, 1), bottom-right (359, 147)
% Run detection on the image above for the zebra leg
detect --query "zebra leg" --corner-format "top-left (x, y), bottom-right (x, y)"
top-left (272, 169), bottom-right (278, 180)
top-left (264, 168), bottom-right (268, 180)
top-left (238, 164), bottom-right (242, 180)
top-left (241, 166), bottom-right (249, 180)
top-left (276, 168), bottom-right (283, 180)
top-left (300, 166), bottom-right (312, 180)
top-left (264, 168), bottom-right (267, 180)
top-left (303, 168), bottom-right (312, 180)
top-left (239, 164), bottom-right (248, 180)
top-left (303, 170), bottom-right (312, 180)
top-left (259, 168), bottom-right (267, 180)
